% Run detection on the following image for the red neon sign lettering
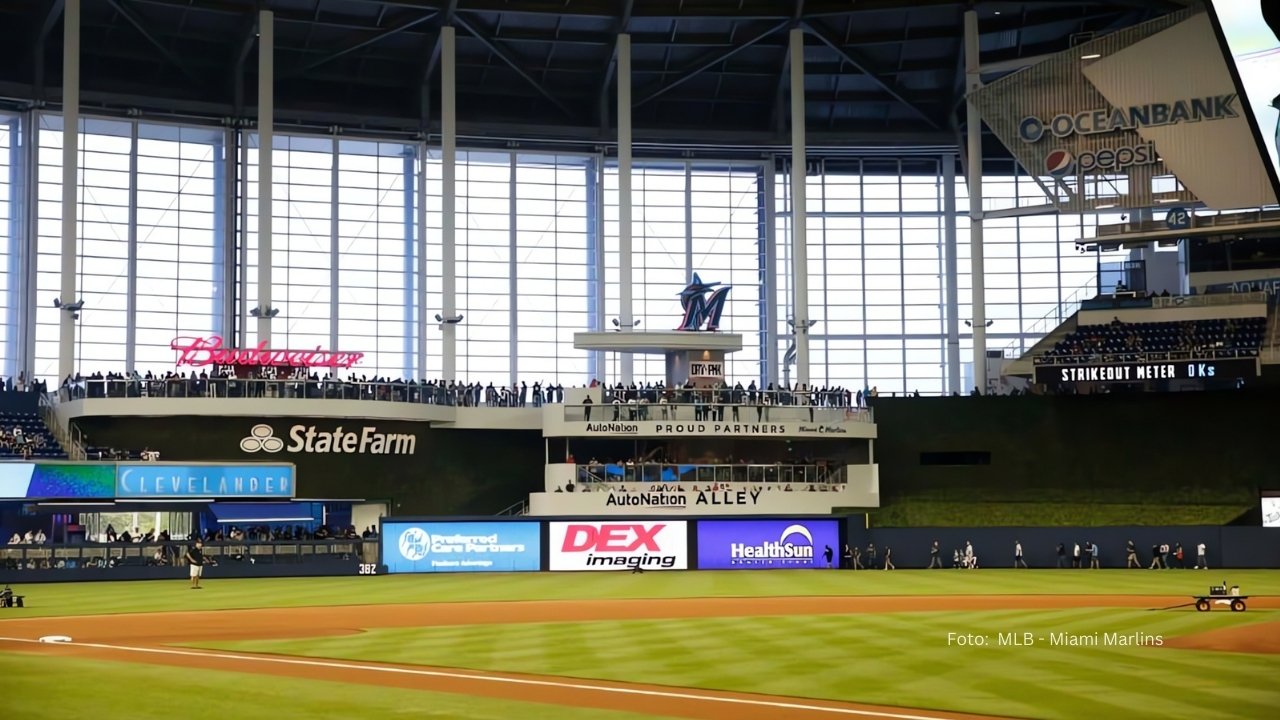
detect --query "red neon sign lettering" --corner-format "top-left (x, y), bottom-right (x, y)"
top-left (170, 335), bottom-right (365, 370)
top-left (561, 524), bottom-right (665, 552)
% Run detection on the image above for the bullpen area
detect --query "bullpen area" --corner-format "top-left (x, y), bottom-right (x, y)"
top-left (2, 570), bottom-right (1279, 720)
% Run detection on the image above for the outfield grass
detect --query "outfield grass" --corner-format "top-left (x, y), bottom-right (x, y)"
top-left (0, 652), bottom-right (657, 720)
top-left (3, 571), bottom-right (1278, 720)
top-left (201, 608), bottom-right (1280, 720)
top-left (2, 569), bottom-right (1278, 619)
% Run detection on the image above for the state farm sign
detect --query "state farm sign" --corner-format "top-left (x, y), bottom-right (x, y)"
top-left (548, 521), bottom-right (688, 571)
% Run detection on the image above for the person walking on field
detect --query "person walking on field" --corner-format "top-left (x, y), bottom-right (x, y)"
top-left (1126, 540), bottom-right (1141, 568)
top-left (1072, 542), bottom-right (1081, 568)
top-left (1089, 542), bottom-right (1100, 569)
top-left (1056, 542), bottom-right (1066, 568)
top-left (1014, 540), bottom-right (1028, 568)
top-left (928, 540), bottom-right (942, 569)
top-left (842, 544), bottom-right (853, 569)
top-left (184, 540), bottom-right (205, 590)
top-left (823, 545), bottom-right (834, 569)
top-left (883, 546), bottom-right (895, 570)
top-left (1196, 542), bottom-right (1208, 569)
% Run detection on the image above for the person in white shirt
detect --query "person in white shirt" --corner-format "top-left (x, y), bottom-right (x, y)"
top-left (1196, 542), bottom-right (1208, 570)
top-left (7, 533), bottom-right (20, 545)
top-left (1014, 541), bottom-right (1027, 568)
top-left (33, 530), bottom-right (46, 545)
top-left (1072, 542), bottom-right (1081, 568)
top-left (22, 530), bottom-right (34, 544)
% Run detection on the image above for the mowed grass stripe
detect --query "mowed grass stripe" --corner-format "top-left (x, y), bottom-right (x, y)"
top-left (198, 609), bottom-right (1280, 720)
top-left (6, 569), bottom-right (1280, 619)
top-left (0, 651), bottom-right (668, 720)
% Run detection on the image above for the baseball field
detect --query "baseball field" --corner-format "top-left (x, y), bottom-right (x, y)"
top-left (1, 570), bottom-right (1278, 719)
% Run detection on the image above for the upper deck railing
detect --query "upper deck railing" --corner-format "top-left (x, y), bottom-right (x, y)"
top-left (560, 403), bottom-right (871, 424)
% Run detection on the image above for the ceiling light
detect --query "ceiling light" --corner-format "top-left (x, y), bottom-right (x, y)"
top-left (1081, 53), bottom-right (1102, 60)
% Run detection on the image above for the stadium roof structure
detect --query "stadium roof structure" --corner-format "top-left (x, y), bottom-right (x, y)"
top-left (0, 0), bottom-right (1187, 157)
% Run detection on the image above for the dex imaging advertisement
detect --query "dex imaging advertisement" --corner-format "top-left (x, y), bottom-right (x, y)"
top-left (697, 520), bottom-right (840, 570)
top-left (1207, 1), bottom-right (1280, 193)
top-left (382, 522), bottom-right (541, 574)
top-left (548, 521), bottom-right (688, 571)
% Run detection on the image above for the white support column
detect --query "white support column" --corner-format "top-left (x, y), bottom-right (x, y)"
top-left (617, 32), bottom-right (634, 384)
top-left (416, 146), bottom-right (428, 375)
top-left (788, 28), bottom-right (810, 388)
top-left (508, 153), bottom-right (518, 387)
top-left (329, 135), bottom-right (340, 353)
top-left (943, 154), bottom-right (960, 394)
top-left (125, 121), bottom-right (139, 373)
top-left (440, 25), bottom-right (458, 381)
top-left (964, 10), bottom-right (988, 393)
top-left (684, 161), bottom-right (693, 280)
top-left (256, 9), bottom-right (274, 346)
top-left (762, 165), bottom-right (779, 385)
top-left (237, 138), bottom-right (250, 348)
top-left (20, 112), bottom-right (39, 378)
top-left (57, 0), bottom-right (80, 381)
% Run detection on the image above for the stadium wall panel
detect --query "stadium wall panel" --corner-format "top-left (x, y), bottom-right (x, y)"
top-left (846, 523), bottom-right (1277, 569)
top-left (871, 393), bottom-right (1277, 503)
top-left (72, 416), bottom-right (545, 515)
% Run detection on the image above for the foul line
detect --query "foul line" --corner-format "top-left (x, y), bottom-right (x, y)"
top-left (0, 636), bottom-right (978, 720)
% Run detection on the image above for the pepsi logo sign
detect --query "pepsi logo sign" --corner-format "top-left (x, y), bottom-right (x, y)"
top-left (1045, 149), bottom-right (1074, 176)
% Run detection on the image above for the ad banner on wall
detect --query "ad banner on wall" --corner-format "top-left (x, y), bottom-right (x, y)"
top-left (548, 521), bottom-right (688, 571)
top-left (697, 519), bottom-right (841, 569)
top-left (382, 521), bottom-right (542, 574)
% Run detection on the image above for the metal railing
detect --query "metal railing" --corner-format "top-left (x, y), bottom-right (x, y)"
top-left (1095, 208), bottom-right (1280, 237)
top-left (600, 389), bottom-right (859, 408)
top-left (1152, 292), bottom-right (1268, 309)
top-left (495, 500), bottom-right (527, 516)
top-left (1003, 280), bottom-right (1094, 359)
top-left (54, 377), bottom-right (568, 407)
top-left (575, 462), bottom-right (846, 486)
top-left (563, 402), bottom-right (872, 424)
top-left (1032, 347), bottom-right (1260, 366)
top-left (0, 539), bottom-right (371, 569)
top-left (36, 392), bottom-right (84, 460)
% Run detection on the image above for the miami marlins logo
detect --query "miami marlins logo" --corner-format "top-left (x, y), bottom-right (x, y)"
top-left (677, 273), bottom-right (731, 331)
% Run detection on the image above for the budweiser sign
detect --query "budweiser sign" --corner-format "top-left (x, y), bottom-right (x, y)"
top-left (170, 335), bottom-right (364, 370)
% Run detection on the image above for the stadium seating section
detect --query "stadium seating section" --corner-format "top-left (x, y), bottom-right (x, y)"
top-left (1045, 317), bottom-right (1266, 359)
top-left (0, 411), bottom-right (66, 459)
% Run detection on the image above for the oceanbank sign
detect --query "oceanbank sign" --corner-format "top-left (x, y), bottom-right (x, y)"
top-left (1018, 95), bottom-right (1237, 175)
top-left (240, 424), bottom-right (417, 455)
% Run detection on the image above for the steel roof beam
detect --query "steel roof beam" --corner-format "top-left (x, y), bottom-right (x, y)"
top-left (231, 12), bottom-right (258, 113)
top-left (283, 10), bottom-right (438, 79)
top-left (453, 12), bottom-right (576, 119)
top-left (633, 20), bottom-right (789, 109)
top-left (597, 0), bottom-right (634, 131)
top-left (38, 0), bottom-right (66, 41)
top-left (32, 0), bottom-right (66, 99)
top-left (104, 0), bottom-right (204, 85)
top-left (801, 18), bottom-right (938, 129)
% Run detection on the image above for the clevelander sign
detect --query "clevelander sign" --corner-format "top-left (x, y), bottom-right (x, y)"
top-left (115, 464), bottom-right (295, 498)
top-left (696, 520), bottom-right (841, 570)
top-left (548, 521), bottom-right (688, 571)
top-left (382, 521), bottom-right (541, 574)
